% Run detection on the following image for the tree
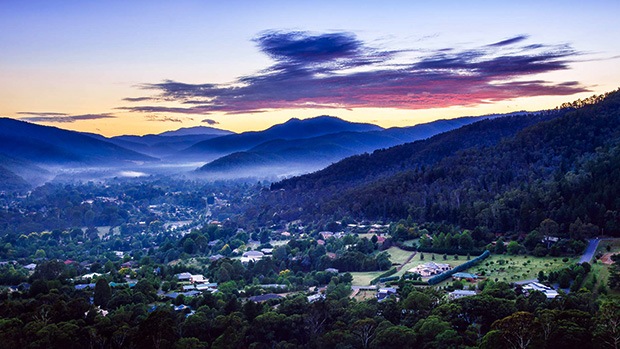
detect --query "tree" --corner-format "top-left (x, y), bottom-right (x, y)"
top-left (495, 238), bottom-right (506, 254)
top-left (93, 279), bottom-right (111, 308)
top-left (370, 325), bottom-right (416, 348)
top-left (594, 300), bottom-right (620, 349)
top-left (491, 311), bottom-right (539, 349)
top-left (351, 318), bottom-right (377, 349)
top-left (459, 231), bottom-right (475, 250)
top-left (507, 241), bottom-right (523, 255)
top-left (137, 308), bottom-right (178, 349)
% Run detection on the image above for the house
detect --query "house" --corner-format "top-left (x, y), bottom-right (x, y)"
top-left (261, 248), bottom-right (274, 255)
top-left (307, 293), bottom-right (326, 303)
top-left (79, 272), bottom-right (102, 280)
top-left (325, 268), bottom-right (339, 274)
top-left (452, 272), bottom-right (478, 282)
top-left (522, 282), bottom-right (559, 299)
top-left (319, 231), bottom-right (334, 240)
top-left (209, 254), bottom-right (224, 262)
top-left (317, 239), bottom-right (325, 246)
top-left (449, 290), bottom-right (477, 300)
top-left (183, 285), bottom-right (196, 291)
top-left (177, 272), bottom-right (192, 281)
top-left (75, 283), bottom-right (95, 290)
top-left (248, 293), bottom-right (283, 303)
top-left (241, 250), bottom-right (264, 263)
top-left (377, 287), bottom-right (397, 302)
top-left (24, 263), bottom-right (37, 271)
top-left (261, 284), bottom-right (288, 290)
top-left (190, 274), bottom-right (206, 284)
top-left (408, 262), bottom-right (452, 277)
top-left (196, 283), bottom-right (218, 291)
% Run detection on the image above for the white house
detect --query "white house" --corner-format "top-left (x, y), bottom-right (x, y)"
top-left (522, 282), bottom-right (559, 299)
top-left (449, 290), bottom-right (477, 300)
top-left (408, 262), bottom-right (452, 277)
top-left (190, 274), bottom-right (206, 284)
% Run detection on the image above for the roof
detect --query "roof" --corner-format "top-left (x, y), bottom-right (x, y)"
top-left (522, 282), bottom-right (559, 299)
top-left (248, 293), bottom-right (283, 302)
top-left (450, 290), bottom-right (477, 296)
top-left (243, 251), bottom-right (264, 257)
top-left (453, 272), bottom-right (478, 279)
top-left (177, 272), bottom-right (192, 280)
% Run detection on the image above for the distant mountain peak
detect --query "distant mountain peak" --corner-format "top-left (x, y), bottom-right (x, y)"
top-left (158, 125), bottom-right (233, 137)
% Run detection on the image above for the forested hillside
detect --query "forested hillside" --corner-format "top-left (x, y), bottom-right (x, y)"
top-left (262, 90), bottom-right (620, 236)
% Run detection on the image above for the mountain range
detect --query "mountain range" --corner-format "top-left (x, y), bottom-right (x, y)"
top-left (256, 89), bottom-right (620, 236)
top-left (196, 116), bottom-right (490, 178)
top-left (0, 113), bottom-right (500, 190)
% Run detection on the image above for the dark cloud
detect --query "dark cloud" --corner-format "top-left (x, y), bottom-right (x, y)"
top-left (122, 31), bottom-right (587, 114)
top-left (488, 35), bottom-right (529, 47)
top-left (123, 97), bottom-right (155, 102)
top-left (201, 119), bottom-right (219, 125)
top-left (19, 112), bottom-right (116, 123)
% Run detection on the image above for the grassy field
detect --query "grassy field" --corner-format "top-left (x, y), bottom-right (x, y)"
top-left (384, 246), bottom-right (415, 264)
top-left (352, 289), bottom-right (378, 301)
top-left (597, 238), bottom-right (620, 254)
top-left (350, 271), bottom-right (385, 286)
top-left (468, 255), bottom-right (576, 283)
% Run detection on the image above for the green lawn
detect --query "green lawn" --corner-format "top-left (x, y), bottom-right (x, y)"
top-left (384, 246), bottom-right (415, 264)
top-left (597, 238), bottom-right (620, 254)
top-left (468, 254), bottom-right (576, 283)
top-left (350, 271), bottom-right (384, 286)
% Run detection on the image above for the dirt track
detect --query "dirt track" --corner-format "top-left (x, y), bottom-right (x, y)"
top-left (600, 253), bottom-right (618, 265)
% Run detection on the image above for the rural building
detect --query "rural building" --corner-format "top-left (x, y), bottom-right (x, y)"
top-left (408, 262), bottom-right (452, 277)
top-left (449, 290), bottom-right (477, 300)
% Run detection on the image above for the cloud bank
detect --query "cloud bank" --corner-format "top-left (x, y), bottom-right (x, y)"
top-left (123, 31), bottom-right (587, 115)
top-left (18, 112), bottom-right (116, 123)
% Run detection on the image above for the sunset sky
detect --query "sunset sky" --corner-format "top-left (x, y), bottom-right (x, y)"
top-left (1, 1), bottom-right (619, 137)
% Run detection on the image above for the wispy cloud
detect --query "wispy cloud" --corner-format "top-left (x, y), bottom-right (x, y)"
top-left (122, 31), bottom-right (587, 114)
top-left (201, 118), bottom-right (219, 125)
top-left (144, 115), bottom-right (184, 123)
top-left (18, 112), bottom-right (116, 123)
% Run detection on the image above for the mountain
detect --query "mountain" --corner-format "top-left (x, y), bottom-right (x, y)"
top-left (158, 125), bottom-right (233, 137)
top-left (197, 116), bottom-right (490, 178)
top-left (0, 118), bottom-right (158, 190)
top-left (0, 118), bottom-right (155, 165)
top-left (258, 90), bottom-right (620, 236)
top-left (179, 115), bottom-right (383, 161)
top-left (0, 164), bottom-right (30, 191)
top-left (90, 126), bottom-right (235, 158)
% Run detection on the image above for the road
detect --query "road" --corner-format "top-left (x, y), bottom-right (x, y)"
top-left (579, 238), bottom-right (602, 263)
top-left (515, 238), bottom-right (602, 285)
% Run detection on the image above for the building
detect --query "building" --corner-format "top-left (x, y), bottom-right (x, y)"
top-left (190, 274), bottom-right (206, 284)
top-left (176, 272), bottom-right (192, 281)
top-left (248, 293), bottom-right (283, 303)
top-left (408, 262), bottom-right (452, 277)
top-left (522, 282), bottom-right (559, 299)
top-left (449, 290), bottom-right (477, 300)
top-left (452, 272), bottom-right (478, 282)
top-left (307, 293), bottom-right (326, 303)
top-left (241, 250), bottom-right (265, 263)
top-left (377, 287), bottom-right (397, 302)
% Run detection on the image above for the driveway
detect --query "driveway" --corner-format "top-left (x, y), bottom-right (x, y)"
top-left (579, 238), bottom-right (601, 263)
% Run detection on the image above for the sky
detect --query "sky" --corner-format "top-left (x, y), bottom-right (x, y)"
top-left (1, 1), bottom-right (619, 137)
